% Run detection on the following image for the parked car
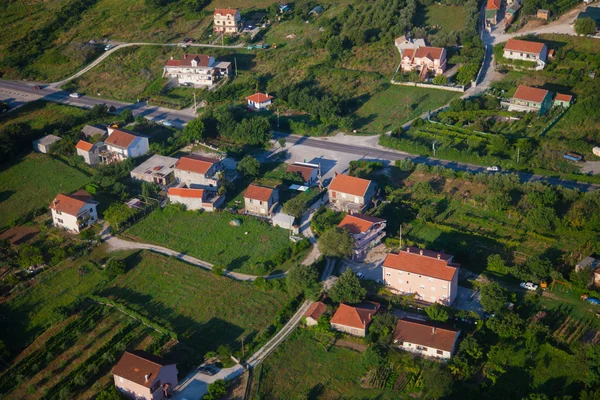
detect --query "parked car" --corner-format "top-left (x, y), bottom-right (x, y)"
top-left (356, 272), bottom-right (364, 279)
top-left (104, 44), bottom-right (113, 51)
top-left (161, 120), bottom-right (173, 127)
top-left (520, 282), bottom-right (538, 291)
top-left (486, 166), bottom-right (500, 172)
top-left (180, 82), bottom-right (191, 87)
top-left (33, 85), bottom-right (41, 90)
top-left (197, 367), bottom-right (215, 376)
top-left (69, 93), bottom-right (81, 98)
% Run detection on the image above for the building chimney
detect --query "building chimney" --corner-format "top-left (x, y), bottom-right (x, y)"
top-left (437, 253), bottom-right (441, 259)
top-left (419, 249), bottom-right (423, 256)
top-left (334, 171), bottom-right (338, 177)
top-left (406, 247), bottom-right (410, 253)
top-left (170, 56), bottom-right (173, 60)
top-left (432, 327), bottom-right (436, 335)
top-left (145, 374), bottom-right (150, 382)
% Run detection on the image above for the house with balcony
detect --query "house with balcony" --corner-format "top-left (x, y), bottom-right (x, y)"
top-left (400, 46), bottom-right (447, 77)
top-left (338, 213), bottom-right (386, 260)
top-left (113, 351), bottom-right (178, 400)
top-left (49, 190), bottom-right (99, 234)
top-left (102, 128), bottom-right (149, 164)
top-left (130, 155), bottom-right (178, 186)
top-left (393, 318), bottom-right (461, 360)
top-left (163, 54), bottom-right (231, 87)
top-left (244, 184), bottom-right (279, 216)
top-left (382, 247), bottom-right (459, 305)
top-left (167, 186), bottom-right (224, 212)
top-left (330, 302), bottom-right (380, 337)
top-left (503, 39), bottom-right (548, 69)
top-left (508, 85), bottom-right (553, 115)
top-left (285, 162), bottom-right (319, 186)
top-left (75, 140), bottom-right (104, 166)
top-left (173, 154), bottom-right (222, 190)
top-left (486, 0), bottom-right (501, 25)
top-left (328, 173), bottom-right (376, 212)
top-left (213, 8), bottom-right (241, 34)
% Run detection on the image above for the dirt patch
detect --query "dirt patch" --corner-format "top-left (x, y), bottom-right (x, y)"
top-left (581, 329), bottom-right (600, 345)
top-left (0, 225), bottom-right (39, 245)
top-left (334, 339), bottom-right (367, 353)
top-left (225, 372), bottom-right (248, 400)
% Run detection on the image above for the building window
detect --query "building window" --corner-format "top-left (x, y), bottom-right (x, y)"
top-left (431, 287), bottom-right (436, 291)
top-left (56, 218), bottom-right (63, 224)
top-left (119, 377), bottom-right (124, 383)
top-left (386, 272), bottom-right (391, 277)
top-left (56, 210), bottom-right (62, 215)
top-left (399, 272), bottom-right (403, 275)
top-left (417, 346), bottom-right (428, 351)
top-left (437, 350), bottom-right (444, 355)
top-left (406, 281), bottom-right (409, 284)
top-left (420, 284), bottom-right (425, 289)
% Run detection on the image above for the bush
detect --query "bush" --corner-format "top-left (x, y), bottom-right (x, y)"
top-left (105, 258), bottom-right (126, 278)
top-left (212, 264), bottom-right (225, 276)
top-left (395, 159), bottom-right (415, 171)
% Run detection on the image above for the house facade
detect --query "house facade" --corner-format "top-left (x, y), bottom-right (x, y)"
top-left (102, 128), bottom-right (149, 163)
top-left (163, 54), bottom-right (231, 87)
top-left (130, 155), bottom-right (178, 186)
top-left (393, 318), bottom-right (461, 360)
top-left (554, 93), bottom-right (573, 108)
top-left (113, 351), bottom-right (178, 400)
top-left (246, 92), bottom-right (273, 111)
top-left (285, 162), bottom-right (319, 186)
top-left (33, 134), bottom-right (61, 154)
top-left (503, 39), bottom-right (548, 64)
top-left (49, 190), bottom-right (99, 234)
top-left (304, 301), bottom-right (327, 326)
top-left (509, 85), bottom-right (553, 115)
top-left (338, 214), bottom-right (386, 260)
top-left (213, 8), bottom-right (241, 34)
top-left (167, 187), bottom-right (224, 212)
top-left (328, 173), bottom-right (376, 212)
top-left (76, 140), bottom-right (104, 165)
top-left (486, 0), bottom-right (501, 25)
top-left (330, 302), bottom-right (380, 337)
top-left (174, 155), bottom-right (222, 190)
top-left (382, 247), bottom-right (459, 305)
top-left (401, 46), bottom-right (447, 77)
top-left (244, 185), bottom-right (279, 216)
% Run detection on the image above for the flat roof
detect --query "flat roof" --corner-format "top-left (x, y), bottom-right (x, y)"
top-left (131, 155), bottom-right (179, 178)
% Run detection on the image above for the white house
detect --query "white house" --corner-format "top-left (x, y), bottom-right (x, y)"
top-left (246, 92), bottom-right (273, 111)
top-left (102, 128), bottom-right (149, 163)
top-left (393, 318), bottom-right (461, 360)
top-left (285, 162), bottom-right (319, 186)
top-left (113, 351), bottom-right (178, 400)
top-left (173, 154), bottom-right (222, 190)
top-left (163, 54), bottom-right (231, 87)
top-left (49, 190), bottom-right (99, 234)
top-left (33, 134), bottom-right (61, 154)
top-left (75, 140), bottom-right (104, 166)
top-left (167, 186), bottom-right (224, 212)
top-left (130, 155), bottom-right (178, 186)
top-left (303, 301), bottom-right (327, 326)
top-left (503, 39), bottom-right (548, 67)
top-left (213, 8), bottom-right (241, 34)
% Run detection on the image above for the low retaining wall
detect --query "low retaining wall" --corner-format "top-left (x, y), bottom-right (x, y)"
top-left (390, 80), bottom-right (466, 92)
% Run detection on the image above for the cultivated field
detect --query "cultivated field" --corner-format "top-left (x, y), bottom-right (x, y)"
top-left (414, 3), bottom-right (466, 32)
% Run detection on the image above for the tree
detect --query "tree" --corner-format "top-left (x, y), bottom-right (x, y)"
top-left (570, 267), bottom-right (593, 289)
top-left (120, 108), bottom-right (134, 124)
top-left (433, 74), bottom-right (448, 85)
top-left (522, 256), bottom-right (552, 281)
top-left (329, 268), bottom-right (366, 304)
top-left (96, 386), bottom-right (125, 400)
top-left (480, 282), bottom-right (507, 314)
top-left (586, 345), bottom-right (600, 386)
top-left (527, 207), bottom-right (557, 233)
top-left (278, 138), bottom-right (286, 148)
top-left (286, 263), bottom-right (320, 298)
top-left (575, 18), bottom-right (597, 36)
top-left (487, 254), bottom-right (507, 274)
top-left (105, 258), bottom-right (126, 278)
top-left (204, 380), bottom-right (227, 400)
top-left (486, 312), bottom-right (525, 338)
top-left (318, 227), bottom-right (354, 258)
top-left (422, 364), bottom-right (453, 399)
top-left (141, 182), bottom-right (158, 200)
top-left (282, 196), bottom-right (306, 218)
top-left (369, 312), bottom-right (398, 344)
top-left (362, 345), bottom-right (386, 368)
top-left (237, 155), bottom-right (260, 177)
top-left (326, 36), bottom-right (343, 59)
top-left (425, 303), bottom-right (449, 322)
top-left (212, 264), bottom-right (225, 276)
top-left (183, 118), bottom-right (205, 143)
top-left (104, 203), bottom-right (137, 230)
top-left (418, 204), bottom-right (436, 221)
top-left (18, 245), bottom-right (43, 268)
top-left (459, 336), bottom-right (483, 360)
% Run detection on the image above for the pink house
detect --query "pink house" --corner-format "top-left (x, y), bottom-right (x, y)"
top-left (113, 351), bottom-right (178, 400)
top-left (401, 46), bottom-right (447, 77)
top-left (382, 247), bottom-right (459, 305)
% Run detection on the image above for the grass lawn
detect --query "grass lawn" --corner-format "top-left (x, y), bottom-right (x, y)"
top-left (414, 3), bottom-right (465, 32)
top-left (258, 329), bottom-right (398, 400)
top-left (354, 85), bottom-right (460, 134)
top-left (0, 153), bottom-right (91, 229)
top-left (124, 209), bottom-right (293, 274)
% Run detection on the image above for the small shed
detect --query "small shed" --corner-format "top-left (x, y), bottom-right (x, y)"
top-left (272, 211), bottom-right (298, 233)
top-left (537, 9), bottom-right (550, 20)
top-left (33, 134), bottom-right (61, 154)
top-left (309, 6), bottom-right (323, 16)
top-left (593, 146), bottom-right (600, 157)
top-left (81, 124), bottom-right (107, 139)
top-left (554, 93), bottom-right (573, 108)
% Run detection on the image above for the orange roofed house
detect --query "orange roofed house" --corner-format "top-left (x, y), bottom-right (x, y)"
top-left (509, 85), bottom-right (553, 115)
top-left (167, 187), bottom-right (224, 211)
top-left (330, 302), bottom-right (380, 337)
top-left (49, 190), bottom-right (99, 234)
top-left (213, 8), bottom-right (241, 34)
top-left (393, 318), bottom-right (461, 360)
top-left (174, 154), bottom-right (223, 190)
top-left (304, 301), bottom-right (327, 326)
top-left (285, 162), bottom-right (319, 186)
top-left (246, 92), bottom-right (273, 111)
top-left (338, 214), bottom-right (386, 260)
top-left (328, 173), bottom-right (376, 212)
top-left (486, 0), bottom-right (502, 25)
top-left (244, 184), bottom-right (280, 216)
top-left (113, 351), bottom-right (178, 400)
top-left (503, 39), bottom-right (548, 67)
top-left (102, 127), bottom-right (149, 164)
top-left (75, 139), bottom-right (104, 166)
top-left (401, 46), bottom-right (447, 77)
top-left (163, 54), bottom-right (231, 87)
top-left (382, 247), bottom-right (459, 305)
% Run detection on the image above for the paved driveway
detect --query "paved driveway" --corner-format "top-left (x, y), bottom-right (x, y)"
top-left (340, 259), bottom-right (383, 281)
top-left (453, 287), bottom-right (484, 315)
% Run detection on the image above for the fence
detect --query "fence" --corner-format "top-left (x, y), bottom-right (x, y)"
top-left (390, 80), bottom-right (466, 92)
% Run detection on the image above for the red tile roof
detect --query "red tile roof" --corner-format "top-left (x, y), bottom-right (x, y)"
top-left (393, 318), bottom-right (460, 352)
top-left (304, 301), bottom-right (327, 321)
top-left (338, 214), bottom-right (386, 234)
top-left (75, 140), bottom-right (93, 152)
top-left (246, 92), bottom-right (273, 104)
top-left (402, 48), bottom-right (415, 60)
top-left (513, 85), bottom-right (551, 104)
top-left (105, 129), bottom-right (138, 149)
top-left (175, 155), bottom-right (219, 175)
top-left (414, 46), bottom-right (445, 61)
top-left (168, 187), bottom-right (205, 199)
top-left (504, 39), bottom-right (546, 55)
top-left (383, 247), bottom-right (457, 281)
top-left (330, 302), bottom-right (379, 329)
top-left (244, 184), bottom-right (275, 202)
top-left (555, 93), bottom-right (573, 102)
top-left (328, 174), bottom-right (372, 197)
top-left (49, 190), bottom-right (94, 215)
top-left (214, 8), bottom-right (238, 16)
top-left (285, 164), bottom-right (316, 182)
top-left (165, 54), bottom-right (213, 68)
top-left (113, 351), bottom-right (175, 388)
top-left (487, 0), bottom-right (501, 10)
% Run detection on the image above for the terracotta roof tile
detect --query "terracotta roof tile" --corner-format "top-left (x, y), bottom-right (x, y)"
top-left (330, 302), bottom-right (380, 329)
top-left (49, 190), bottom-right (95, 215)
top-left (105, 129), bottom-right (138, 149)
top-left (414, 46), bottom-right (444, 61)
top-left (285, 164), bottom-right (316, 182)
top-left (75, 140), bottom-right (93, 152)
top-left (304, 301), bottom-right (327, 321)
top-left (338, 214), bottom-right (386, 234)
top-left (246, 93), bottom-right (273, 103)
top-left (504, 39), bottom-right (546, 55)
top-left (487, 0), bottom-right (501, 10)
top-left (513, 85), bottom-right (551, 103)
top-left (555, 93), bottom-right (573, 102)
top-left (402, 48), bottom-right (415, 61)
top-left (165, 54), bottom-right (213, 68)
top-left (175, 155), bottom-right (219, 175)
top-left (393, 318), bottom-right (460, 352)
top-left (383, 247), bottom-right (457, 281)
top-left (168, 187), bottom-right (205, 199)
top-left (244, 184), bottom-right (275, 202)
top-left (214, 8), bottom-right (238, 16)
top-left (113, 351), bottom-right (175, 388)
top-left (328, 174), bottom-right (373, 197)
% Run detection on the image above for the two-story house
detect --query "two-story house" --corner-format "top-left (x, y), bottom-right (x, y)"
top-left (382, 247), bottom-right (459, 305)
top-left (102, 128), bottom-right (149, 163)
top-left (508, 85), bottom-right (553, 115)
top-left (393, 318), bottom-right (461, 360)
top-left (213, 8), bottom-right (241, 34)
top-left (49, 190), bottom-right (99, 234)
top-left (75, 140), bottom-right (104, 166)
top-left (244, 184), bottom-right (279, 216)
top-left (486, 0), bottom-right (501, 25)
top-left (130, 155), bottom-right (179, 186)
top-left (338, 213), bottom-right (386, 260)
top-left (285, 162), bottom-right (319, 186)
top-left (163, 54), bottom-right (231, 87)
top-left (174, 154), bottom-right (222, 190)
top-left (401, 46), bottom-right (447, 77)
top-left (328, 173), bottom-right (376, 212)
top-left (503, 39), bottom-right (548, 67)
top-left (113, 351), bottom-right (178, 400)
top-left (330, 302), bottom-right (380, 337)
top-left (167, 186), bottom-right (224, 212)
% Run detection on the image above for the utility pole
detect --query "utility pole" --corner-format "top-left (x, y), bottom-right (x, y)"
top-left (432, 140), bottom-right (437, 157)
top-left (277, 108), bottom-right (280, 128)
top-left (234, 57), bottom-right (238, 77)
top-left (517, 147), bottom-right (520, 164)
top-left (193, 92), bottom-right (197, 113)
top-left (398, 225), bottom-right (402, 249)
top-left (241, 336), bottom-right (245, 358)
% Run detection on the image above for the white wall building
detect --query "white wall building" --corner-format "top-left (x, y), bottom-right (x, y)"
top-left (102, 128), bottom-right (149, 163)
top-left (246, 92), bottom-right (273, 111)
top-left (33, 134), bottom-right (61, 154)
top-left (163, 54), bottom-right (231, 87)
top-left (49, 190), bottom-right (99, 234)
top-left (213, 8), bottom-right (241, 34)
top-left (76, 140), bottom-right (104, 165)
top-left (173, 155), bottom-right (222, 190)
top-left (393, 318), bottom-right (461, 360)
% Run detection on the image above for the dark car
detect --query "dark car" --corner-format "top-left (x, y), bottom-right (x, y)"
top-left (34, 85), bottom-right (41, 90)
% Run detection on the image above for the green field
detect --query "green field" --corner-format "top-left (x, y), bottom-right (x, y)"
top-left (125, 209), bottom-right (293, 274)
top-left (414, 3), bottom-right (466, 32)
top-left (0, 153), bottom-right (91, 229)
